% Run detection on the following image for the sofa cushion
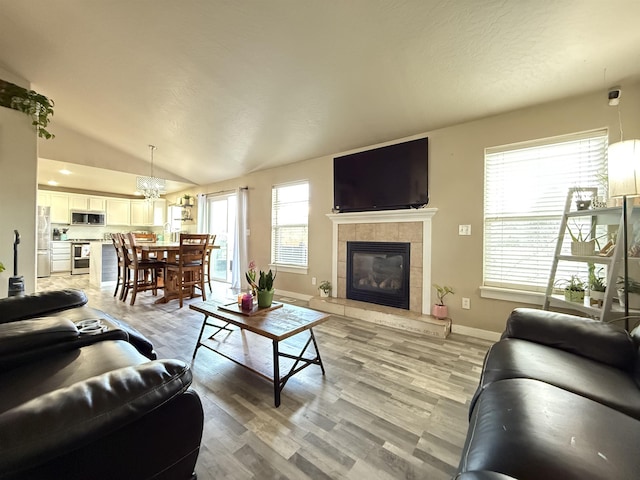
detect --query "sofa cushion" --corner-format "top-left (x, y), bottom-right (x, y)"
top-left (0, 357), bottom-right (193, 477)
top-left (0, 317), bottom-right (78, 355)
top-left (472, 339), bottom-right (640, 420)
top-left (0, 340), bottom-right (149, 414)
top-left (460, 378), bottom-right (640, 480)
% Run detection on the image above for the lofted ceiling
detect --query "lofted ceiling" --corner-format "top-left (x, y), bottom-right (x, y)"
top-left (1, 1), bottom-right (640, 195)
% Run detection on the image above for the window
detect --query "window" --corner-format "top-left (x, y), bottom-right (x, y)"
top-left (271, 181), bottom-right (309, 270)
top-left (484, 129), bottom-right (608, 293)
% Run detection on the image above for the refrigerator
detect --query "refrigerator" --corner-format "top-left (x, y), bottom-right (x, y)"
top-left (37, 206), bottom-right (51, 278)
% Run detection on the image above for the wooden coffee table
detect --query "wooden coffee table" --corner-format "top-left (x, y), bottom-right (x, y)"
top-left (189, 300), bottom-right (330, 407)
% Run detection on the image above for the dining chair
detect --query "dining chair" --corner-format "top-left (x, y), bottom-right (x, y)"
top-left (121, 232), bottom-right (166, 306)
top-left (203, 234), bottom-right (217, 292)
top-left (111, 233), bottom-right (127, 300)
top-left (165, 233), bottom-right (209, 308)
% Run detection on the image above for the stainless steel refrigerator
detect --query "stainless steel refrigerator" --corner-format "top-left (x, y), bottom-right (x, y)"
top-left (37, 206), bottom-right (51, 278)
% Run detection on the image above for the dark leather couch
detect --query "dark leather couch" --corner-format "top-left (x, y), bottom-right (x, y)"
top-left (454, 308), bottom-right (640, 480)
top-left (0, 289), bottom-right (204, 480)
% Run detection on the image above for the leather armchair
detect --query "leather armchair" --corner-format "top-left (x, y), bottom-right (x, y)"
top-left (0, 290), bottom-right (203, 479)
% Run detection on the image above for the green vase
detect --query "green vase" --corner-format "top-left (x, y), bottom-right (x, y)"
top-left (257, 289), bottom-right (275, 308)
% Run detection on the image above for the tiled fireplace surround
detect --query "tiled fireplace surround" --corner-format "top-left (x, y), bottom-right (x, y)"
top-left (327, 208), bottom-right (438, 314)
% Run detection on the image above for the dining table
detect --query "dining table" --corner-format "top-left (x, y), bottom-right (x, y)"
top-left (137, 241), bottom-right (219, 304)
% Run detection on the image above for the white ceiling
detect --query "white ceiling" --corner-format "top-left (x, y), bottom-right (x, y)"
top-left (2, 1), bottom-right (640, 194)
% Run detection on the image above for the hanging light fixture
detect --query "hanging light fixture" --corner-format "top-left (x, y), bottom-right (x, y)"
top-left (136, 144), bottom-right (166, 201)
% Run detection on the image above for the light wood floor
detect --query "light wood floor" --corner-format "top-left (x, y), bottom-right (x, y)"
top-left (36, 274), bottom-right (493, 480)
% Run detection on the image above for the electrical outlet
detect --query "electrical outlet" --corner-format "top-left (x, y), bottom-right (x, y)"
top-left (459, 224), bottom-right (471, 236)
top-left (462, 297), bottom-right (470, 309)
top-left (312, 277), bottom-right (317, 285)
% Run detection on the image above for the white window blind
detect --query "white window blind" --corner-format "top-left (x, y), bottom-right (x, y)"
top-left (484, 129), bottom-right (608, 292)
top-left (271, 181), bottom-right (309, 267)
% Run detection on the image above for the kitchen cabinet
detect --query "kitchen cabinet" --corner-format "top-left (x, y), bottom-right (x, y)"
top-left (69, 194), bottom-right (106, 211)
top-left (38, 191), bottom-right (51, 207)
top-left (50, 193), bottom-right (70, 224)
top-left (51, 242), bottom-right (71, 273)
top-left (130, 199), bottom-right (166, 226)
top-left (106, 198), bottom-right (131, 226)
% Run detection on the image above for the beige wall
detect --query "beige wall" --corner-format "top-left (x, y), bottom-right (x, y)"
top-left (0, 68), bottom-right (38, 297)
top-left (180, 81), bottom-right (640, 333)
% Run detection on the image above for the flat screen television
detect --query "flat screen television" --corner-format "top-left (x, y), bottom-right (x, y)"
top-left (333, 137), bottom-right (428, 213)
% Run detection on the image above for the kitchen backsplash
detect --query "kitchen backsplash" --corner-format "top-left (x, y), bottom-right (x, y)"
top-left (51, 224), bottom-right (164, 240)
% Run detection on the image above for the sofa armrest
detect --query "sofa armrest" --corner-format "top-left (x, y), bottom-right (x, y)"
top-left (0, 289), bottom-right (88, 324)
top-left (503, 308), bottom-right (636, 370)
top-left (0, 359), bottom-right (192, 476)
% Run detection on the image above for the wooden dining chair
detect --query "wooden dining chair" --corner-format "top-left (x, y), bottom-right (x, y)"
top-left (165, 233), bottom-right (209, 307)
top-left (121, 232), bottom-right (166, 305)
top-left (111, 233), bottom-right (127, 300)
top-left (203, 234), bottom-right (217, 292)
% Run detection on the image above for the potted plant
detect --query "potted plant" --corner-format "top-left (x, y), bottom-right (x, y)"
top-left (566, 222), bottom-right (604, 256)
top-left (573, 188), bottom-right (593, 211)
top-left (0, 79), bottom-right (55, 139)
top-left (0, 261), bottom-right (4, 273)
top-left (246, 266), bottom-right (277, 308)
top-left (616, 277), bottom-right (640, 309)
top-left (556, 275), bottom-right (586, 303)
top-left (432, 284), bottom-right (454, 319)
top-left (588, 263), bottom-right (606, 306)
top-left (318, 280), bottom-right (332, 297)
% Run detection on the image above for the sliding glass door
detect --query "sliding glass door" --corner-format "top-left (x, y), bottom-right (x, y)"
top-left (207, 194), bottom-right (237, 282)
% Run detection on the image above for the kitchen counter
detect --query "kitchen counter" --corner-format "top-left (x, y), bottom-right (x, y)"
top-left (89, 241), bottom-right (117, 287)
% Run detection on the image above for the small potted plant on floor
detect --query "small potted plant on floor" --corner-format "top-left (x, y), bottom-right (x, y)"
top-left (432, 284), bottom-right (454, 319)
top-left (318, 280), bottom-right (332, 297)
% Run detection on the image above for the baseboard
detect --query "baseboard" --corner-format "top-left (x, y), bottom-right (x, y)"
top-left (275, 289), bottom-right (314, 302)
top-left (451, 324), bottom-right (501, 341)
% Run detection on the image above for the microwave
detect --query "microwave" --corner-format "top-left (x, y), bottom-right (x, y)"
top-left (71, 210), bottom-right (106, 226)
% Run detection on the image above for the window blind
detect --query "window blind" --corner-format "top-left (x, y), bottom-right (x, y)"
top-left (271, 181), bottom-right (309, 267)
top-left (484, 129), bottom-right (608, 292)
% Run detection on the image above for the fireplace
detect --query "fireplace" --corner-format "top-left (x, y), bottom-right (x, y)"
top-left (346, 241), bottom-right (410, 309)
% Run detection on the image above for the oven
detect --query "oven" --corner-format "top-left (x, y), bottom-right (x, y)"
top-left (71, 242), bottom-right (90, 275)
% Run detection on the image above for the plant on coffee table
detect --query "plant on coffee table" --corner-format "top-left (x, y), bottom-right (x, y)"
top-left (246, 264), bottom-right (277, 308)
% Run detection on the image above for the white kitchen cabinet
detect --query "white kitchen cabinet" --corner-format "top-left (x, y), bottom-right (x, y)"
top-left (50, 193), bottom-right (70, 224)
top-left (106, 198), bottom-right (131, 225)
top-left (69, 195), bottom-right (88, 210)
top-left (38, 190), bottom-right (51, 207)
top-left (130, 199), bottom-right (166, 226)
top-left (51, 242), bottom-right (71, 273)
top-left (70, 194), bottom-right (106, 211)
top-left (88, 197), bottom-right (106, 211)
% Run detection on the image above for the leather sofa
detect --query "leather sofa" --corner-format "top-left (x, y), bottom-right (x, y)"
top-left (0, 289), bottom-right (203, 480)
top-left (454, 308), bottom-right (640, 480)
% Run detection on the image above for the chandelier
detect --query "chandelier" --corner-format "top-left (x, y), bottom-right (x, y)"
top-left (136, 144), bottom-right (166, 201)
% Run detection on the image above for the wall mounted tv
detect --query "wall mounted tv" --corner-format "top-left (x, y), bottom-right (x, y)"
top-left (333, 137), bottom-right (428, 213)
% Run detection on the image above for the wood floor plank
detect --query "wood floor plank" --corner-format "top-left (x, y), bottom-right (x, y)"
top-left (36, 275), bottom-right (493, 479)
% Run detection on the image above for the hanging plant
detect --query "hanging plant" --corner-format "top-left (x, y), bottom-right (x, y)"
top-left (0, 79), bottom-right (55, 139)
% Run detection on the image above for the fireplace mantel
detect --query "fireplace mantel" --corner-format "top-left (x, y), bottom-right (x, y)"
top-left (327, 208), bottom-right (437, 314)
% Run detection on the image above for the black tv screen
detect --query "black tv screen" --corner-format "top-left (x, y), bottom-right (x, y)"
top-left (333, 137), bottom-right (429, 213)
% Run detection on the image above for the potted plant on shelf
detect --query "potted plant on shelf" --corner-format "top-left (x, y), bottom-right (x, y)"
top-left (246, 266), bottom-right (277, 308)
top-left (432, 284), bottom-right (454, 319)
top-left (588, 263), bottom-right (606, 307)
top-left (616, 277), bottom-right (640, 310)
top-left (0, 79), bottom-right (55, 139)
top-left (318, 280), bottom-right (332, 298)
top-left (556, 275), bottom-right (586, 303)
top-left (566, 222), bottom-right (603, 256)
